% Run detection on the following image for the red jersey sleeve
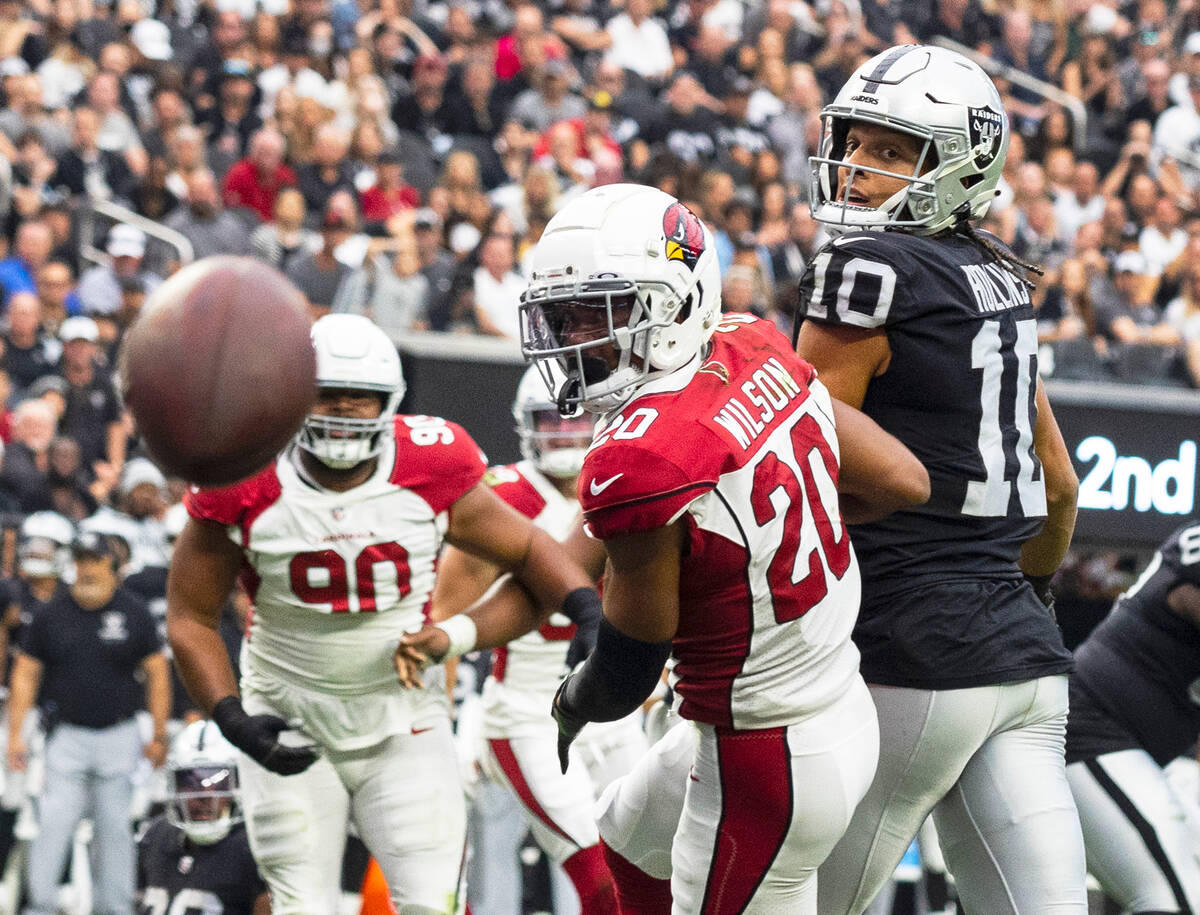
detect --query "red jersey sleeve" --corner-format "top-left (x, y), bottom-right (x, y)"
top-left (483, 465), bottom-right (547, 520)
top-left (389, 416), bottom-right (487, 514)
top-left (580, 440), bottom-right (715, 540)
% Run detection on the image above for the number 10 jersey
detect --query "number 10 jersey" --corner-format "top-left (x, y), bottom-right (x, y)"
top-left (799, 229), bottom-right (1073, 689)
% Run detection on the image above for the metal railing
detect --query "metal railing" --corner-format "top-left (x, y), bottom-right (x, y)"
top-left (77, 197), bottom-right (195, 275)
top-left (930, 36), bottom-right (1088, 156)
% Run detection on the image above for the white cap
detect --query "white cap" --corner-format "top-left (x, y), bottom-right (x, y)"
top-left (59, 316), bottom-right (99, 343)
top-left (1085, 5), bottom-right (1118, 35)
top-left (119, 457), bottom-right (167, 494)
top-left (448, 222), bottom-right (481, 255)
top-left (1185, 31), bottom-right (1200, 55)
top-left (130, 19), bottom-right (172, 61)
top-left (107, 223), bottom-right (147, 258)
top-left (1115, 249), bottom-right (1148, 274)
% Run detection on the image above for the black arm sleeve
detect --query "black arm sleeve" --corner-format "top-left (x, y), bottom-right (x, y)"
top-left (557, 617), bottom-right (671, 723)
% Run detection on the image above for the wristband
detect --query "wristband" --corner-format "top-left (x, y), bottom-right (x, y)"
top-left (434, 615), bottom-right (478, 659)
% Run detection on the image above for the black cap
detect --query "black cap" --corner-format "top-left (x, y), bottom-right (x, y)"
top-left (71, 530), bottom-right (116, 561)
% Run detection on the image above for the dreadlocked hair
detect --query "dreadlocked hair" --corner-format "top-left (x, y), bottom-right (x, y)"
top-left (949, 205), bottom-right (1044, 291)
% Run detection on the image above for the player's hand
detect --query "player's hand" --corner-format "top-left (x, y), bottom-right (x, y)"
top-left (1024, 572), bottom-right (1057, 620)
top-left (565, 613), bottom-right (599, 672)
top-left (144, 735), bottom-right (168, 768)
top-left (211, 697), bottom-right (318, 776)
top-left (551, 676), bottom-right (587, 774)
top-left (394, 627), bottom-right (448, 689)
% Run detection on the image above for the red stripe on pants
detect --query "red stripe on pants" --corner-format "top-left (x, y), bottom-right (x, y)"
top-left (701, 727), bottom-right (792, 913)
top-left (488, 738), bottom-right (576, 844)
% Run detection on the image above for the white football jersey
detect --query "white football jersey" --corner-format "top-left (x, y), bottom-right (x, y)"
top-left (477, 461), bottom-right (582, 736)
top-left (187, 416), bottom-right (485, 700)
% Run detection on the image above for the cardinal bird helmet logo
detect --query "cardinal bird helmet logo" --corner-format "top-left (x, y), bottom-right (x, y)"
top-left (662, 202), bottom-right (706, 271)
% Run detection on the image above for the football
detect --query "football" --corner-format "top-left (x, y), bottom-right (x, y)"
top-left (119, 256), bottom-right (317, 486)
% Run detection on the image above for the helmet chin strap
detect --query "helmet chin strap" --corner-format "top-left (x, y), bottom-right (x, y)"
top-left (556, 372), bottom-right (582, 416)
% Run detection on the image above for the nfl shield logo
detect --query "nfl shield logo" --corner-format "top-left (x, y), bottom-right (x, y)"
top-left (178, 854), bottom-right (194, 874)
top-left (331, 507), bottom-right (345, 521)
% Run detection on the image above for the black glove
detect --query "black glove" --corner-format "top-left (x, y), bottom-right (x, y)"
top-left (1024, 572), bottom-right (1057, 620)
top-left (212, 696), bottom-right (319, 776)
top-left (551, 676), bottom-right (588, 774)
top-left (561, 588), bottom-right (602, 672)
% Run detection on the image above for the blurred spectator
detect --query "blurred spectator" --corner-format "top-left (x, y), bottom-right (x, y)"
top-left (1164, 249), bottom-right (1200, 387)
top-left (0, 73), bottom-right (70, 156)
top-left (1153, 73), bottom-right (1200, 193)
top-left (0, 218), bottom-right (53, 306)
top-left (390, 51), bottom-right (454, 147)
top-left (1139, 196), bottom-right (1187, 277)
top-left (46, 433), bottom-right (101, 521)
top-left (767, 63), bottom-right (821, 194)
top-left (295, 121), bottom-right (356, 217)
top-left (75, 225), bottom-right (163, 317)
top-left (286, 207), bottom-right (354, 317)
top-left (0, 398), bottom-right (56, 513)
top-left (163, 125), bottom-right (211, 202)
top-left (50, 106), bottom-right (135, 204)
top-left (34, 260), bottom-right (76, 336)
top-left (359, 147), bottom-right (419, 229)
top-left (84, 69), bottom-right (148, 180)
top-left (1096, 250), bottom-right (1181, 350)
top-left (1167, 31), bottom-right (1200, 108)
top-left (1054, 161), bottom-right (1104, 249)
top-left (199, 65), bottom-right (265, 179)
top-left (56, 315), bottom-right (126, 476)
top-left (472, 231), bottom-right (523, 339)
top-left (340, 232), bottom-right (430, 335)
top-left (251, 187), bottom-right (322, 270)
top-left (603, 0), bottom-right (673, 86)
top-left (510, 59), bottom-right (586, 134)
top-left (1127, 58), bottom-right (1173, 131)
top-left (443, 57), bottom-right (507, 140)
top-left (1, 291), bottom-right (59, 396)
top-left (646, 73), bottom-right (720, 165)
top-left (535, 121), bottom-right (595, 200)
top-left (163, 169), bottom-right (255, 260)
top-left (221, 127), bottom-right (298, 223)
top-left (413, 208), bottom-right (457, 330)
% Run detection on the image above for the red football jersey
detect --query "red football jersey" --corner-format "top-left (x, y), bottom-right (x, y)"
top-left (579, 315), bottom-right (863, 729)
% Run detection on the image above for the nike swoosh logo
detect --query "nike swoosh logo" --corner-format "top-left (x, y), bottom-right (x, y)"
top-left (589, 473), bottom-right (623, 496)
top-left (411, 726), bottom-right (432, 736)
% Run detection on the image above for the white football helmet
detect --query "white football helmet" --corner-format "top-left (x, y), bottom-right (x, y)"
top-left (18, 511), bottom-right (75, 579)
top-left (167, 720), bottom-right (242, 846)
top-left (297, 314), bottom-right (405, 469)
top-left (520, 184), bottom-right (721, 414)
top-left (810, 44), bottom-right (1008, 235)
top-left (513, 363), bottom-right (595, 479)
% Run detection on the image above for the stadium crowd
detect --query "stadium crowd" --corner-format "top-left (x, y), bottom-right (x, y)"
top-left (0, 0), bottom-right (1191, 910)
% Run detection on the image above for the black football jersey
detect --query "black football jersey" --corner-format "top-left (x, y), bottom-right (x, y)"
top-left (798, 230), bottom-right (1072, 688)
top-left (137, 816), bottom-right (266, 915)
top-left (1071, 521), bottom-right (1200, 765)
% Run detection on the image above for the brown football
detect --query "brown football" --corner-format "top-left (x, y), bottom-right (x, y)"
top-left (119, 256), bottom-right (316, 486)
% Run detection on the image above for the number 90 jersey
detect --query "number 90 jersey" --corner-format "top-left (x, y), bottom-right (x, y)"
top-left (580, 316), bottom-right (862, 731)
top-left (186, 416), bottom-right (485, 700)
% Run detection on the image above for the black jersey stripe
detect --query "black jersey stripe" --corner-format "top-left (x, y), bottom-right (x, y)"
top-left (860, 45), bottom-right (917, 94)
top-left (1084, 758), bottom-right (1193, 915)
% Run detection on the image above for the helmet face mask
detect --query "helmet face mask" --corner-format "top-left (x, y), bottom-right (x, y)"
top-left (167, 721), bottom-right (242, 846)
top-left (810, 45), bottom-right (1008, 236)
top-left (520, 185), bottom-right (721, 415)
top-left (297, 315), bottom-right (404, 469)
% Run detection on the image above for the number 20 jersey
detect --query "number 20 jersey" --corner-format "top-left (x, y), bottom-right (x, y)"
top-left (185, 416), bottom-right (485, 740)
top-left (798, 230), bottom-right (1073, 688)
top-left (580, 316), bottom-right (863, 731)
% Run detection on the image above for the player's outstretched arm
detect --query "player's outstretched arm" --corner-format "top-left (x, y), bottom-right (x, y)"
top-left (169, 516), bottom-right (319, 776)
top-left (832, 398), bottom-right (930, 524)
top-left (552, 522), bottom-right (681, 771)
top-left (167, 517), bottom-right (245, 712)
top-left (1019, 378), bottom-right (1078, 585)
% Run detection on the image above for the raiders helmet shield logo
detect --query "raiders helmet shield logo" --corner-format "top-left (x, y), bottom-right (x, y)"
top-left (663, 202), bottom-right (706, 271)
top-left (967, 105), bottom-right (1004, 170)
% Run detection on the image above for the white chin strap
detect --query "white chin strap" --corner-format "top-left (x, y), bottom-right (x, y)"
top-left (180, 814), bottom-right (233, 845)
